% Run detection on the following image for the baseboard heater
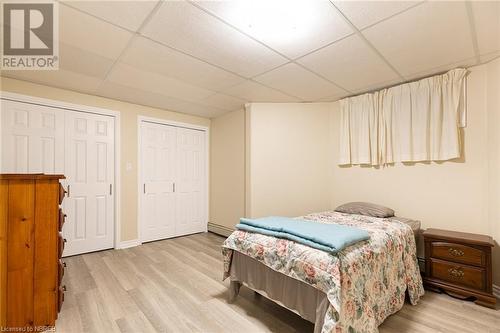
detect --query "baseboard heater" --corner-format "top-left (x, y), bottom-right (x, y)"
top-left (208, 222), bottom-right (234, 237)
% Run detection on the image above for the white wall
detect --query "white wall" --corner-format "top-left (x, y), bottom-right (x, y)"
top-left (330, 59), bottom-right (500, 284)
top-left (209, 109), bottom-right (245, 233)
top-left (485, 58), bottom-right (500, 285)
top-left (209, 60), bottom-right (500, 285)
top-left (246, 103), bottom-right (332, 218)
top-left (209, 103), bottom-right (333, 229)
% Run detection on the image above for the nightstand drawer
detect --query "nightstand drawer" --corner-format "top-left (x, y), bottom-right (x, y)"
top-left (423, 228), bottom-right (495, 308)
top-left (430, 242), bottom-right (485, 267)
top-left (430, 259), bottom-right (485, 291)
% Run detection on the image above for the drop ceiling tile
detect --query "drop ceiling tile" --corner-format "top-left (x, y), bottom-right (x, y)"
top-left (62, 0), bottom-right (159, 32)
top-left (253, 63), bottom-right (347, 101)
top-left (334, 1), bottom-right (422, 30)
top-left (386, 52), bottom-right (500, 83)
top-left (362, 1), bottom-right (475, 78)
top-left (59, 4), bottom-right (133, 60)
top-left (121, 37), bottom-right (245, 91)
top-left (223, 80), bottom-right (300, 102)
top-left (317, 93), bottom-right (349, 102)
top-left (403, 56), bottom-right (477, 82)
top-left (59, 43), bottom-right (114, 79)
top-left (195, 0), bottom-right (353, 59)
top-left (1, 69), bottom-right (102, 95)
top-left (98, 81), bottom-right (164, 107)
top-left (199, 93), bottom-right (246, 112)
top-left (179, 103), bottom-right (227, 118)
top-left (480, 51), bottom-right (500, 64)
top-left (99, 81), bottom-right (224, 118)
top-left (298, 34), bottom-right (400, 92)
top-left (106, 63), bottom-right (215, 102)
top-left (141, 0), bottom-right (287, 78)
top-left (472, 1), bottom-right (500, 56)
top-left (351, 77), bottom-right (403, 95)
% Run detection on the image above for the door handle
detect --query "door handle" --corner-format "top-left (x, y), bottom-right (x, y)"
top-left (173, 183), bottom-right (175, 193)
top-left (143, 183), bottom-right (146, 194)
top-left (109, 184), bottom-right (112, 195)
top-left (67, 185), bottom-right (70, 197)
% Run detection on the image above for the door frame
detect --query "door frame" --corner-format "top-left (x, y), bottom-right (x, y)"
top-left (137, 116), bottom-right (209, 244)
top-left (0, 91), bottom-right (122, 251)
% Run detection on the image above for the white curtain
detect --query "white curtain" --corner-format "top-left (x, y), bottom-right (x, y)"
top-left (339, 68), bottom-right (467, 166)
top-left (339, 92), bottom-right (380, 165)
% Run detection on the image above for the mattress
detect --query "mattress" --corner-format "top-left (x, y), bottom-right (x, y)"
top-left (389, 216), bottom-right (421, 237)
top-left (223, 211), bottom-right (425, 332)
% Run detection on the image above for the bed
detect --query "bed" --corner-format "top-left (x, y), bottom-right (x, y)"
top-left (222, 211), bottom-right (425, 333)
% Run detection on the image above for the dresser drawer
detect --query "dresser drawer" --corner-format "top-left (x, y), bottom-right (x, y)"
top-left (58, 209), bottom-right (66, 232)
top-left (58, 234), bottom-right (66, 258)
top-left (430, 241), bottom-right (485, 267)
top-left (57, 285), bottom-right (66, 313)
top-left (59, 183), bottom-right (66, 205)
top-left (430, 259), bottom-right (485, 291)
top-left (58, 260), bottom-right (66, 285)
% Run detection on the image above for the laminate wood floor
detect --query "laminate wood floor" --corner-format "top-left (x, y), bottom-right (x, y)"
top-left (57, 232), bottom-right (500, 333)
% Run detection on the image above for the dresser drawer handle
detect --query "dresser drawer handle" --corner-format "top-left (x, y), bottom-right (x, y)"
top-left (448, 267), bottom-right (465, 278)
top-left (448, 248), bottom-right (464, 257)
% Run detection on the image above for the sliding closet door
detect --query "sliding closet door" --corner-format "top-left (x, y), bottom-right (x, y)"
top-left (140, 121), bottom-right (207, 242)
top-left (1, 99), bottom-right (64, 174)
top-left (175, 127), bottom-right (207, 236)
top-left (63, 111), bottom-right (115, 256)
top-left (140, 122), bottom-right (177, 242)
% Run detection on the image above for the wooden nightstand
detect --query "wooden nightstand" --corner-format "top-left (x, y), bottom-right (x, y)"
top-left (423, 228), bottom-right (496, 308)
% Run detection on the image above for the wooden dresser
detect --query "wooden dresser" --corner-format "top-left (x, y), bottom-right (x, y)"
top-left (423, 228), bottom-right (496, 308)
top-left (0, 174), bottom-right (67, 331)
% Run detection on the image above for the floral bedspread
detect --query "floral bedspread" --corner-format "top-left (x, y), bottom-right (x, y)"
top-left (222, 211), bottom-right (424, 333)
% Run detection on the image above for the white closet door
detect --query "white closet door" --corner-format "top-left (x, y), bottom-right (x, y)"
top-left (63, 111), bottom-right (115, 256)
top-left (175, 127), bottom-right (207, 236)
top-left (1, 99), bottom-right (64, 174)
top-left (139, 121), bottom-right (207, 242)
top-left (140, 122), bottom-right (177, 242)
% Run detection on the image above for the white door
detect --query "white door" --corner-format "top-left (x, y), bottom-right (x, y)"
top-left (1, 99), bottom-right (64, 174)
top-left (63, 111), bottom-right (115, 256)
top-left (140, 121), bottom-right (207, 242)
top-left (175, 127), bottom-right (207, 236)
top-left (140, 122), bottom-right (177, 242)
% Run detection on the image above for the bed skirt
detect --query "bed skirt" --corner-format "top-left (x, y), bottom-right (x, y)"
top-left (229, 251), bottom-right (329, 333)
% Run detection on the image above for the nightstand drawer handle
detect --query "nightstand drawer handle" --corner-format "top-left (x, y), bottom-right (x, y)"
top-left (448, 267), bottom-right (464, 278)
top-left (448, 248), bottom-right (464, 257)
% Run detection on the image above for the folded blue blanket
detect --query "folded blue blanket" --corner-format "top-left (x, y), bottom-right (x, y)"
top-left (236, 216), bottom-right (369, 253)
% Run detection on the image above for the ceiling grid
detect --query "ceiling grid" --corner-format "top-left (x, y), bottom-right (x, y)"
top-left (2, 0), bottom-right (498, 117)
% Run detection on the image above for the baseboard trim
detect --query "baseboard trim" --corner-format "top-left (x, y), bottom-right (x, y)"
top-left (117, 239), bottom-right (141, 249)
top-left (493, 284), bottom-right (500, 300)
top-left (208, 222), bottom-right (234, 237)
